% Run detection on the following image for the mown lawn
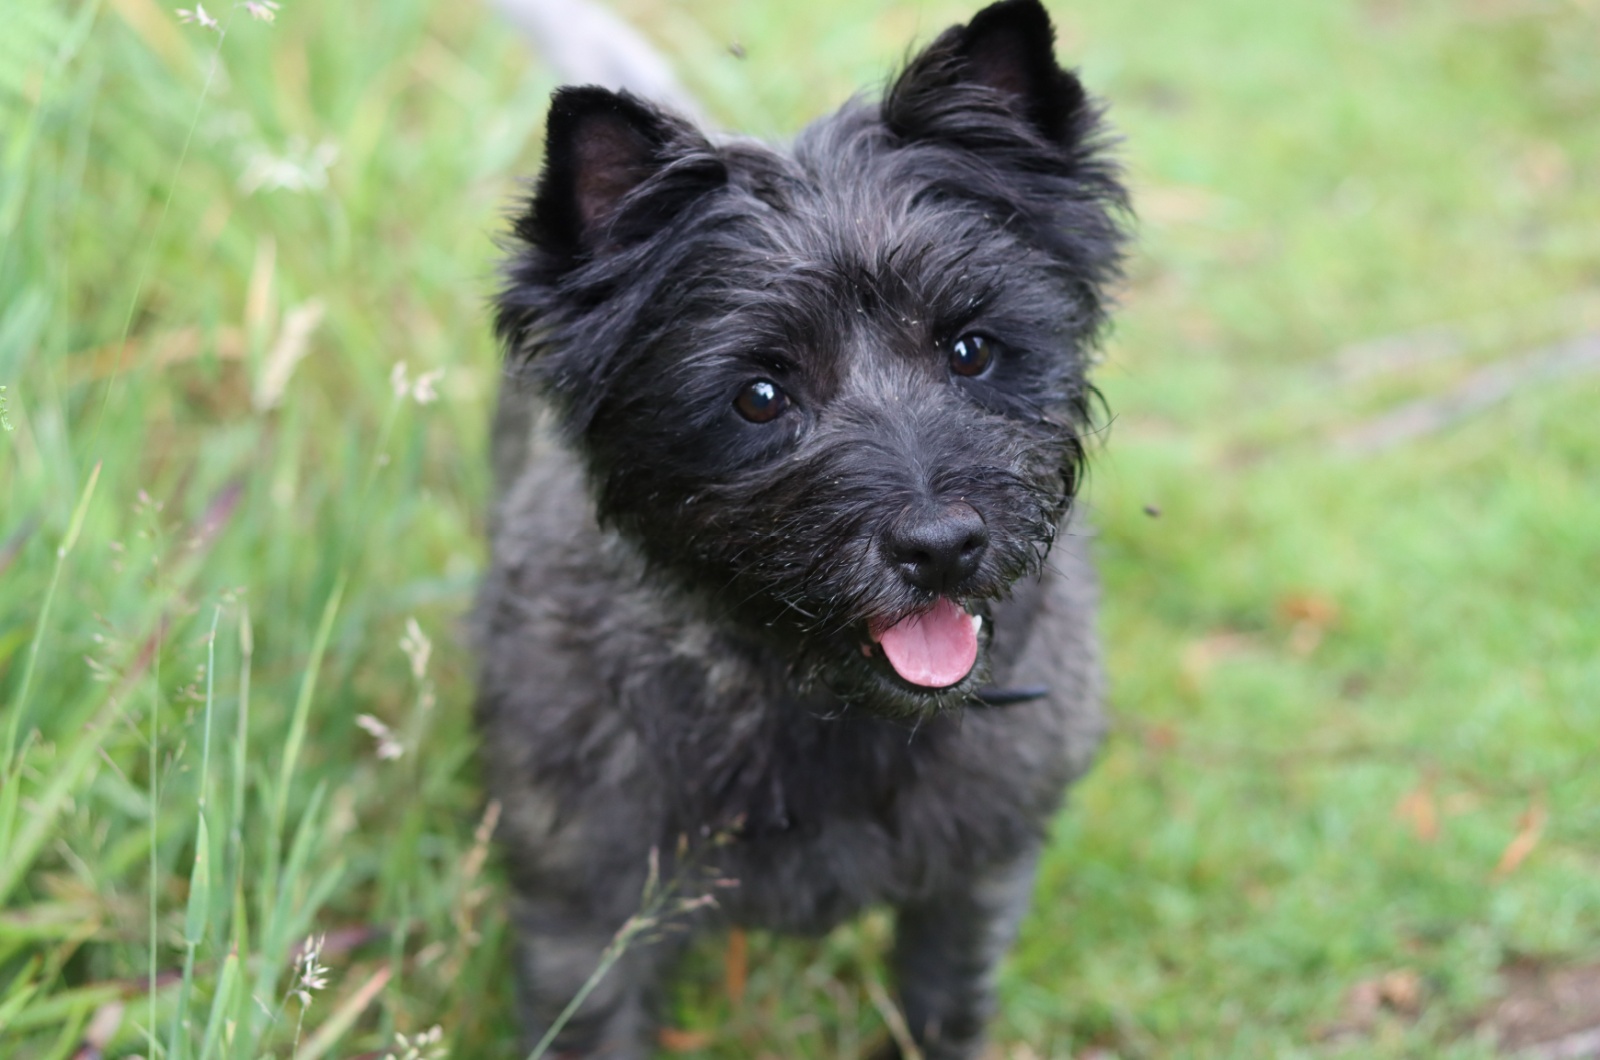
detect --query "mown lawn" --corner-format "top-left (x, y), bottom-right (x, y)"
top-left (1, 1), bottom-right (1596, 1057)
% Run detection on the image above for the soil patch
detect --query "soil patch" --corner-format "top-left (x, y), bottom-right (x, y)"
top-left (1480, 958), bottom-right (1600, 1055)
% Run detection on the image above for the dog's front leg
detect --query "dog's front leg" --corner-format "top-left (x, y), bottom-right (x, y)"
top-left (884, 849), bottom-right (1041, 1060)
top-left (509, 891), bottom-right (675, 1059)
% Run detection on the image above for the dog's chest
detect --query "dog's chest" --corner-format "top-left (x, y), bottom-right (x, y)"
top-left (662, 702), bottom-right (1053, 932)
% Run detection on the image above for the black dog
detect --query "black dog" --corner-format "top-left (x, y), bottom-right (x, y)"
top-left (478, 1), bottom-right (1126, 1055)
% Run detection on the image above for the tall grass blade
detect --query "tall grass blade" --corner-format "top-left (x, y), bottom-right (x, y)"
top-left (5, 459), bottom-right (101, 765)
top-left (266, 575), bottom-right (346, 900)
top-left (195, 949), bottom-right (238, 1060)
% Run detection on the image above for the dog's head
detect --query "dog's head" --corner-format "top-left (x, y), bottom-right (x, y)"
top-left (497, 0), bottom-right (1127, 716)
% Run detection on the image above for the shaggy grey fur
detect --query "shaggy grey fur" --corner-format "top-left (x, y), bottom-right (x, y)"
top-left (478, 421), bottom-right (1104, 1057)
top-left (476, 1), bottom-right (1125, 1055)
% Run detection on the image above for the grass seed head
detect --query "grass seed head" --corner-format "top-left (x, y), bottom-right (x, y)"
top-left (293, 934), bottom-right (330, 1006)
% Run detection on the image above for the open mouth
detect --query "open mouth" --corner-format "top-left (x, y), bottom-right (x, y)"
top-left (865, 597), bottom-right (984, 690)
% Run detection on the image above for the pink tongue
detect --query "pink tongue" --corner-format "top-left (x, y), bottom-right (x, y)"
top-left (873, 598), bottom-right (978, 688)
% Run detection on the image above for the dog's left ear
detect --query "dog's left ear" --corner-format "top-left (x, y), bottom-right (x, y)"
top-left (885, 0), bottom-right (1089, 149)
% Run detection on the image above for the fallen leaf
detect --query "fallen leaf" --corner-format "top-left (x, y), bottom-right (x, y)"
top-left (1280, 594), bottom-right (1340, 656)
top-left (658, 1027), bottom-right (715, 1052)
top-left (1378, 969), bottom-right (1423, 1014)
top-left (1339, 968), bottom-right (1424, 1032)
top-left (1279, 594), bottom-right (1340, 626)
top-left (1394, 779), bottom-right (1439, 843)
top-left (1494, 794), bottom-right (1547, 879)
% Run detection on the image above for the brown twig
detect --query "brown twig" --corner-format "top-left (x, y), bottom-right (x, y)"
top-left (1334, 332), bottom-right (1600, 454)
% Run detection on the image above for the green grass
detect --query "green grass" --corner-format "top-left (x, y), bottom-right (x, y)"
top-left (2, 1), bottom-right (1597, 1057)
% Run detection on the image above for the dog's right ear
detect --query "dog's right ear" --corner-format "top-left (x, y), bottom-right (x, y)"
top-left (516, 86), bottom-right (725, 261)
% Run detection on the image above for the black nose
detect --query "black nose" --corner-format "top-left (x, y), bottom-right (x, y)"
top-left (887, 502), bottom-right (989, 594)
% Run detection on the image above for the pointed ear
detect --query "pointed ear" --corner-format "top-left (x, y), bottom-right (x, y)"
top-left (519, 86), bottom-right (723, 258)
top-left (886, 0), bottom-right (1088, 147)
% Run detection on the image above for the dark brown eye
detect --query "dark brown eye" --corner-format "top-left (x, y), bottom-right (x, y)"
top-left (734, 378), bottom-right (789, 423)
top-left (950, 333), bottom-right (994, 377)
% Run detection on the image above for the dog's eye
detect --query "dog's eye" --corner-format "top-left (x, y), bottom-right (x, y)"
top-left (949, 333), bottom-right (995, 377)
top-left (734, 379), bottom-right (789, 423)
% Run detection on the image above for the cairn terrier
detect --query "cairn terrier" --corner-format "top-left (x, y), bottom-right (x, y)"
top-left (478, 1), bottom-right (1127, 1054)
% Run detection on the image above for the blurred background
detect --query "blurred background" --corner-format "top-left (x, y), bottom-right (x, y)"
top-left (1, 1), bottom-right (1597, 1057)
